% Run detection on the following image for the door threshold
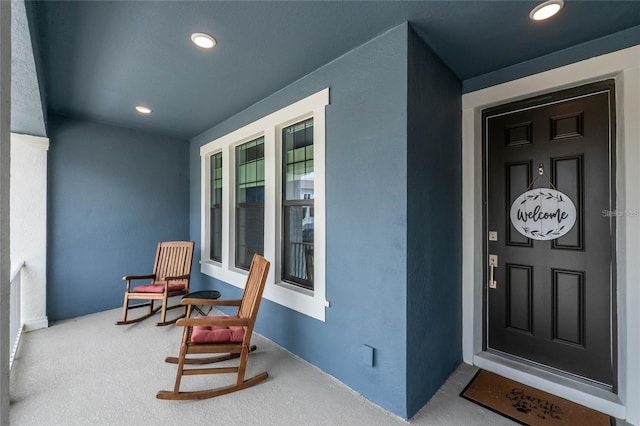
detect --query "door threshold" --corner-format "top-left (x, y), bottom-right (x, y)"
top-left (473, 351), bottom-right (625, 419)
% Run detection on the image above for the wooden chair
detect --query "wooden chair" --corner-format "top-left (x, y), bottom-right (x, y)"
top-left (116, 241), bottom-right (195, 326)
top-left (157, 254), bottom-right (270, 400)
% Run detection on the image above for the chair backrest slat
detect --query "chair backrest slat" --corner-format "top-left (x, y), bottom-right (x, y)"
top-left (238, 255), bottom-right (270, 325)
top-left (153, 241), bottom-right (195, 284)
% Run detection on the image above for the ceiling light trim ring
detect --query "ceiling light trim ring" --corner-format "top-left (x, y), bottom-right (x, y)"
top-left (530, 0), bottom-right (564, 21)
top-left (135, 105), bottom-right (152, 114)
top-left (191, 32), bottom-right (216, 49)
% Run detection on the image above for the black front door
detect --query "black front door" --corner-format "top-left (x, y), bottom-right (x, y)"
top-left (484, 81), bottom-right (616, 387)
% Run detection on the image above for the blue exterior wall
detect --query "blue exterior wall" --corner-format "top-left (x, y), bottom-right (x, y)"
top-left (406, 27), bottom-right (462, 417)
top-left (464, 24), bottom-right (640, 93)
top-left (47, 115), bottom-right (189, 321)
top-left (190, 24), bottom-right (410, 417)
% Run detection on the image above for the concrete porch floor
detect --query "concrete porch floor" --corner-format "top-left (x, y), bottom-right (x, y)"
top-left (9, 308), bottom-right (623, 425)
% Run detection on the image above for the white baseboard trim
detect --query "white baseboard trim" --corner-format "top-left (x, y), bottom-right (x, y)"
top-left (24, 317), bottom-right (49, 331)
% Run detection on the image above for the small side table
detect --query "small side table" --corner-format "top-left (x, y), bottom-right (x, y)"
top-left (182, 290), bottom-right (221, 316)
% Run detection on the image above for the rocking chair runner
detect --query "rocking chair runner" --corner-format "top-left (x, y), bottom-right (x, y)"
top-left (157, 254), bottom-right (270, 400)
top-left (116, 241), bottom-right (195, 326)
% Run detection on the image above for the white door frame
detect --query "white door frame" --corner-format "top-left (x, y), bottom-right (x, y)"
top-left (462, 45), bottom-right (640, 424)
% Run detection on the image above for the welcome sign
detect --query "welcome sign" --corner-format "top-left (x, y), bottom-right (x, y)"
top-left (510, 189), bottom-right (577, 241)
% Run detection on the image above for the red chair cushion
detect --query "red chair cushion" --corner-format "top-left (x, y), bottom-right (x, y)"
top-left (132, 282), bottom-right (186, 293)
top-left (191, 316), bottom-right (245, 343)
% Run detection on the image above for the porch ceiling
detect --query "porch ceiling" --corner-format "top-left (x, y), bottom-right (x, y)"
top-left (20, 1), bottom-right (640, 139)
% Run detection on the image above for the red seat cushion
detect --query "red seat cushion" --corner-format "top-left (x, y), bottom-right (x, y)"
top-left (191, 316), bottom-right (245, 343)
top-left (132, 281), bottom-right (186, 293)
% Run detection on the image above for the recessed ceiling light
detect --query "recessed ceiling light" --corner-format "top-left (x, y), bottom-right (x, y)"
top-left (191, 32), bottom-right (216, 49)
top-left (530, 0), bottom-right (564, 21)
top-left (135, 105), bottom-right (152, 114)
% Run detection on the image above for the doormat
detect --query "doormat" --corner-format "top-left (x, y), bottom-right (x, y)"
top-left (460, 370), bottom-right (613, 426)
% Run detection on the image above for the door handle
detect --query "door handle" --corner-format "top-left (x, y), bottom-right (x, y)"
top-left (489, 254), bottom-right (498, 289)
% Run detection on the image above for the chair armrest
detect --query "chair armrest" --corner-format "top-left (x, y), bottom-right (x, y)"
top-left (122, 274), bottom-right (156, 281)
top-left (181, 298), bottom-right (242, 307)
top-left (176, 316), bottom-right (250, 327)
top-left (166, 274), bottom-right (190, 282)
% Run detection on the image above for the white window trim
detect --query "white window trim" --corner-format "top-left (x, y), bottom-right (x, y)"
top-left (200, 88), bottom-right (330, 321)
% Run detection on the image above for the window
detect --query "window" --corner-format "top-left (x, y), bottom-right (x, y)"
top-left (235, 137), bottom-right (265, 270)
top-left (200, 88), bottom-right (329, 321)
top-left (282, 119), bottom-right (314, 290)
top-left (209, 152), bottom-right (222, 262)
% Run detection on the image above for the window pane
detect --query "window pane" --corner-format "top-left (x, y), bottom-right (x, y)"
top-left (210, 152), bottom-right (222, 205)
top-left (305, 124), bottom-right (313, 147)
top-left (293, 146), bottom-right (305, 163)
top-left (257, 158), bottom-right (264, 183)
top-left (283, 119), bottom-right (313, 201)
top-left (282, 205), bottom-right (313, 290)
top-left (236, 137), bottom-right (265, 270)
top-left (236, 205), bottom-right (264, 270)
top-left (247, 160), bottom-right (256, 182)
top-left (210, 207), bottom-right (222, 262)
top-left (210, 152), bottom-right (223, 262)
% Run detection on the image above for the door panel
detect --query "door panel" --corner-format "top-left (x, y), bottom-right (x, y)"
top-left (552, 268), bottom-right (584, 346)
top-left (552, 156), bottom-right (583, 249)
top-left (506, 162), bottom-right (532, 247)
top-left (484, 81), bottom-right (615, 386)
top-left (506, 263), bottom-right (533, 333)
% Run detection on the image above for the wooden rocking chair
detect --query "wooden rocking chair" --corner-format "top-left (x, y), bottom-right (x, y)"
top-left (157, 254), bottom-right (270, 400)
top-left (116, 241), bottom-right (194, 326)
